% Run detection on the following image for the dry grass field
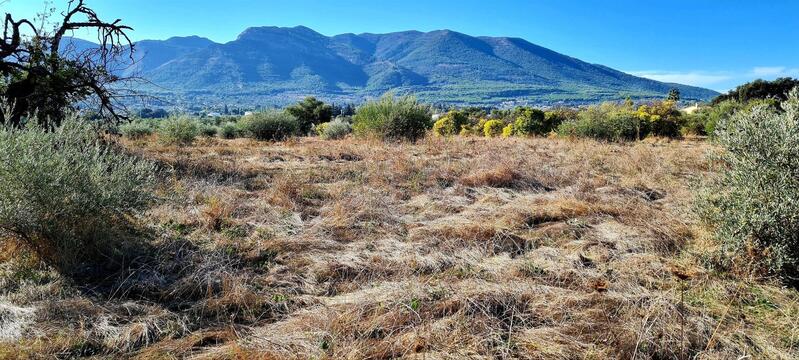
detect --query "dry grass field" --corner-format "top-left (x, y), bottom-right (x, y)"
top-left (1, 135), bottom-right (797, 359)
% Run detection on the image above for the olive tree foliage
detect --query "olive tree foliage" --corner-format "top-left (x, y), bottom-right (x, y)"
top-left (0, 0), bottom-right (137, 129)
top-left (697, 88), bottom-right (799, 280)
top-left (0, 106), bottom-right (156, 274)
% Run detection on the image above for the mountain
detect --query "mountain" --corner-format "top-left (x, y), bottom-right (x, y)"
top-left (126, 36), bottom-right (216, 75)
top-left (78, 27), bottom-right (721, 106)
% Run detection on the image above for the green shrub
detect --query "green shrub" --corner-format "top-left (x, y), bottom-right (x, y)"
top-left (483, 120), bottom-right (504, 137)
top-left (449, 111), bottom-right (470, 130)
top-left (238, 110), bottom-right (299, 141)
top-left (710, 99), bottom-right (778, 136)
top-left (219, 122), bottom-right (239, 139)
top-left (703, 106), bottom-right (729, 136)
top-left (636, 101), bottom-right (682, 138)
top-left (158, 116), bottom-right (199, 145)
top-left (320, 118), bottom-right (352, 140)
top-left (557, 103), bottom-right (642, 141)
top-left (513, 108), bottom-right (546, 136)
top-left (501, 123), bottom-right (515, 138)
top-left (432, 117), bottom-right (454, 137)
top-left (314, 122), bottom-right (329, 136)
top-left (544, 108), bottom-right (578, 131)
top-left (704, 114), bottom-right (718, 136)
top-left (0, 116), bottom-right (156, 274)
top-left (432, 111), bottom-right (469, 137)
top-left (119, 121), bottom-right (154, 139)
top-left (680, 112), bottom-right (708, 136)
top-left (691, 100), bottom-right (744, 136)
top-left (648, 116), bottom-right (681, 138)
top-left (198, 123), bottom-right (219, 137)
top-left (697, 89), bottom-right (799, 279)
top-left (353, 94), bottom-right (431, 142)
top-left (459, 119), bottom-right (487, 136)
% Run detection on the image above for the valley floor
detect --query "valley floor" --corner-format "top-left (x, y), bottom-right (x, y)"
top-left (1, 136), bottom-right (797, 359)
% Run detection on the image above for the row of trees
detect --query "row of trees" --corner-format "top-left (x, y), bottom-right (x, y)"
top-left (122, 78), bottom-right (799, 145)
top-left (123, 94), bottom-right (700, 144)
top-left (431, 98), bottom-right (686, 141)
top-left (679, 78), bottom-right (799, 136)
top-left (712, 77), bottom-right (799, 105)
top-left (120, 94), bottom-right (426, 142)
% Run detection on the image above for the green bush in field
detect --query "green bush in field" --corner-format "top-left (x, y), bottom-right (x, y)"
top-left (635, 100), bottom-right (682, 138)
top-left (158, 116), bottom-right (199, 145)
top-left (501, 123), bottom-right (515, 138)
top-left (314, 122), bottom-right (329, 137)
top-left (238, 110), bottom-right (299, 141)
top-left (119, 121), bottom-right (154, 139)
top-left (432, 117), bottom-right (454, 137)
top-left (704, 100), bottom-right (741, 136)
top-left (198, 123), bottom-right (219, 137)
top-left (556, 102), bottom-right (643, 141)
top-left (319, 118), bottom-right (352, 140)
top-left (544, 108), bottom-right (578, 131)
top-left (459, 118), bottom-right (487, 136)
top-left (353, 94), bottom-right (431, 142)
top-left (483, 120), bottom-right (504, 137)
top-left (513, 108), bottom-right (547, 136)
top-left (219, 122), bottom-right (239, 139)
top-left (555, 100), bottom-right (686, 141)
top-left (680, 112), bottom-right (708, 136)
top-left (0, 115), bottom-right (155, 274)
top-left (696, 88), bottom-right (799, 279)
top-left (690, 99), bottom-right (778, 137)
top-left (432, 111), bottom-right (469, 137)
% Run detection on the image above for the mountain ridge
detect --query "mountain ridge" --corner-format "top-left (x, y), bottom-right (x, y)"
top-left (71, 26), bottom-right (720, 106)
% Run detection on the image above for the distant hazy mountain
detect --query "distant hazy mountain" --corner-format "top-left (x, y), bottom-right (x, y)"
top-left (69, 26), bottom-right (720, 106)
top-left (127, 36), bottom-right (217, 74)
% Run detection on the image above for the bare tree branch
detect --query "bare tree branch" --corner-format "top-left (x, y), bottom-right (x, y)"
top-left (0, 0), bottom-right (139, 128)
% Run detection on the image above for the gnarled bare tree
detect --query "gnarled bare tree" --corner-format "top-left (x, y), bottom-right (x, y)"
top-left (0, 0), bottom-right (135, 129)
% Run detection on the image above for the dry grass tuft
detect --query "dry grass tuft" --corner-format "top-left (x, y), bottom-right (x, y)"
top-left (461, 164), bottom-right (520, 188)
top-left (201, 195), bottom-right (234, 231)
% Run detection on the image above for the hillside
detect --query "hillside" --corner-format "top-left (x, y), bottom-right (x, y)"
top-left (110, 26), bottom-right (718, 106)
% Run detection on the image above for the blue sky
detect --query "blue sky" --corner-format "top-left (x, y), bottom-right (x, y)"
top-left (3, 0), bottom-right (798, 91)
